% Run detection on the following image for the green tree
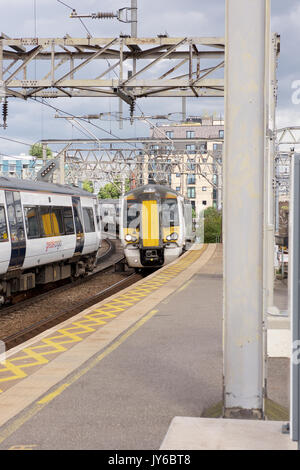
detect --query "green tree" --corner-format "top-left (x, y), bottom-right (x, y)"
top-left (98, 179), bottom-right (130, 199)
top-left (204, 206), bottom-right (222, 243)
top-left (82, 180), bottom-right (94, 193)
top-left (29, 143), bottom-right (52, 159)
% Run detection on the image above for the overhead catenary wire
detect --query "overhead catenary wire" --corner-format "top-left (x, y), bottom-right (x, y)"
top-left (56, 0), bottom-right (142, 122)
top-left (0, 136), bottom-right (34, 147)
top-left (29, 97), bottom-right (144, 150)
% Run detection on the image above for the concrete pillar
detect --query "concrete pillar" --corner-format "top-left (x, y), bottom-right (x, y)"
top-left (223, 0), bottom-right (266, 416)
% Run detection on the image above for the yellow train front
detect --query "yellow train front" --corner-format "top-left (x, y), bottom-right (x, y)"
top-left (120, 184), bottom-right (193, 269)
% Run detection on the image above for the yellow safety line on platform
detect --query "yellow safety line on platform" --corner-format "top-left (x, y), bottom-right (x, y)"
top-left (0, 309), bottom-right (159, 446)
top-left (0, 247), bottom-right (206, 392)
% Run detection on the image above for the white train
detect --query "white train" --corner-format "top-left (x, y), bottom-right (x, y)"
top-left (120, 184), bottom-right (193, 269)
top-left (0, 177), bottom-right (101, 303)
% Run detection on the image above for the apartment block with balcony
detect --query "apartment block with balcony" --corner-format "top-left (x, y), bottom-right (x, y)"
top-left (140, 117), bottom-right (224, 216)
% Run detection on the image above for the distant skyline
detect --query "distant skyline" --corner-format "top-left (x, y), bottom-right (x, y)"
top-left (0, 0), bottom-right (299, 156)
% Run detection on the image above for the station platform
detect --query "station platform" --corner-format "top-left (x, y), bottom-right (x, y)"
top-left (0, 243), bottom-right (293, 450)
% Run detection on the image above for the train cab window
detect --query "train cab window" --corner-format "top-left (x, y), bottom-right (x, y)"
top-left (24, 206), bottom-right (40, 239)
top-left (63, 207), bottom-right (75, 235)
top-left (124, 201), bottom-right (140, 230)
top-left (51, 207), bottom-right (65, 236)
top-left (83, 207), bottom-right (95, 233)
top-left (0, 206), bottom-right (8, 241)
top-left (39, 206), bottom-right (54, 237)
top-left (162, 199), bottom-right (179, 228)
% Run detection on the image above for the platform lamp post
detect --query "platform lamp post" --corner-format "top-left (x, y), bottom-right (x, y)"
top-left (223, 0), bottom-right (267, 417)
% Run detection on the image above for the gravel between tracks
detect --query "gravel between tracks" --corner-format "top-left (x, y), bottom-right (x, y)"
top-left (0, 269), bottom-right (132, 340)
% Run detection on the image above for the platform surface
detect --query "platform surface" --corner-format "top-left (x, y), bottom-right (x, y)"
top-left (160, 417), bottom-right (297, 450)
top-left (0, 243), bottom-right (223, 449)
top-left (0, 243), bottom-right (293, 450)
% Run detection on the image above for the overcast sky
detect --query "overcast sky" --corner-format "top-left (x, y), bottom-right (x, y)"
top-left (0, 0), bottom-right (299, 156)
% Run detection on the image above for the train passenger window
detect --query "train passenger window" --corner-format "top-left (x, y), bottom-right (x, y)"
top-left (63, 207), bottom-right (75, 235)
top-left (6, 192), bottom-right (17, 226)
top-left (72, 203), bottom-right (84, 235)
top-left (40, 206), bottom-right (54, 237)
top-left (82, 207), bottom-right (95, 233)
top-left (0, 206), bottom-right (8, 242)
top-left (24, 206), bottom-right (40, 239)
top-left (51, 207), bottom-right (65, 236)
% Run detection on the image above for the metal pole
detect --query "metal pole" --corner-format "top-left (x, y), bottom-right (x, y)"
top-left (42, 143), bottom-right (47, 166)
top-left (291, 154), bottom-right (300, 446)
top-left (266, 32), bottom-right (278, 310)
top-left (262, 0), bottom-right (270, 406)
top-left (182, 97), bottom-right (187, 122)
top-left (60, 151), bottom-right (65, 185)
top-left (223, 0), bottom-right (266, 417)
top-left (131, 0), bottom-right (137, 74)
top-left (275, 155), bottom-right (280, 233)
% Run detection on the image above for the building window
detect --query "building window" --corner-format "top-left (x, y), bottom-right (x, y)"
top-left (166, 131), bottom-right (174, 138)
top-left (213, 143), bottom-right (223, 151)
top-left (186, 144), bottom-right (196, 154)
top-left (176, 173), bottom-right (180, 178)
top-left (202, 186), bottom-right (207, 191)
top-left (202, 200), bottom-right (207, 205)
top-left (200, 143), bottom-right (207, 152)
top-left (219, 130), bottom-right (224, 138)
top-left (186, 131), bottom-right (195, 139)
top-left (176, 187), bottom-right (181, 192)
top-left (187, 162), bottom-right (196, 171)
top-left (187, 187), bottom-right (196, 199)
top-left (187, 174), bottom-right (196, 185)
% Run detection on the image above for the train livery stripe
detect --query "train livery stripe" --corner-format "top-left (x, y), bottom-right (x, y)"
top-left (141, 200), bottom-right (159, 247)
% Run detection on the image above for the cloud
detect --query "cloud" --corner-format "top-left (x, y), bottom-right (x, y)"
top-left (0, 0), bottom-right (298, 156)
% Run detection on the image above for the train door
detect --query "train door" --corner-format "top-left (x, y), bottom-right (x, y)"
top-left (72, 196), bottom-right (84, 253)
top-left (5, 190), bottom-right (26, 267)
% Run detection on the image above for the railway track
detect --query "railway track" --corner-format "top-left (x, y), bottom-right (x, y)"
top-left (2, 272), bottom-right (142, 351)
top-left (0, 238), bottom-right (123, 316)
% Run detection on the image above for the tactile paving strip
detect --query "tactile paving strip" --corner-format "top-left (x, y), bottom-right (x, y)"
top-left (0, 247), bottom-right (205, 393)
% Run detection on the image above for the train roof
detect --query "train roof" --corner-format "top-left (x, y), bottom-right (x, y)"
top-left (0, 177), bottom-right (94, 197)
top-left (124, 184), bottom-right (178, 198)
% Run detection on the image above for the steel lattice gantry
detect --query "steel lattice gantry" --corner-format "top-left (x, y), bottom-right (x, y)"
top-left (0, 36), bottom-right (224, 100)
top-left (63, 148), bottom-right (222, 187)
top-left (39, 137), bottom-right (223, 195)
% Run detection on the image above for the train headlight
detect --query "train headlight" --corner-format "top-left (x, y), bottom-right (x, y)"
top-left (166, 232), bottom-right (178, 241)
top-left (125, 234), bottom-right (137, 242)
